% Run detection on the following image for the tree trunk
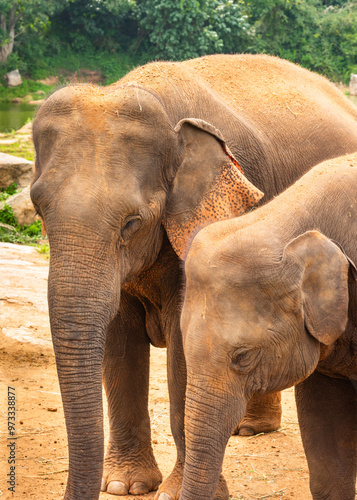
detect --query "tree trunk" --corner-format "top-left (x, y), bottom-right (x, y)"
top-left (48, 239), bottom-right (120, 500)
top-left (0, 10), bottom-right (15, 63)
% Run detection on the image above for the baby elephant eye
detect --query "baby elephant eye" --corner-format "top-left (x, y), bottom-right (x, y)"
top-left (230, 346), bottom-right (262, 375)
top-left (120, 215), bottom-right (142, 242)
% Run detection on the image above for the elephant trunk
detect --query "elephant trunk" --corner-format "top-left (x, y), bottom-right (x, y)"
top-left (48, 237), bottom-right (120, 500)
top-left (180, 376), bottom-right (247, 500)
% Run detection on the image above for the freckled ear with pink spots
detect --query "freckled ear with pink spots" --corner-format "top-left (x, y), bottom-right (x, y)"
top-left (163, 118), bottom-right (264, 260)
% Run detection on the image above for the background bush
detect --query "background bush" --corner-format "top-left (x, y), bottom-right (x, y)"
top-left (1, 0), bottom-right (356, 85)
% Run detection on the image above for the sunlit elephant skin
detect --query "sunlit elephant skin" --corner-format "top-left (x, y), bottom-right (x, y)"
top-left (30, 54), bottom-right (357, 500)
top-left (181, 154), bottom-right (357, 500)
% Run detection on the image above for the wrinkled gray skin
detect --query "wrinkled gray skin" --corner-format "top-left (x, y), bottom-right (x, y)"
top-left (30, 54), bottom-right (357, 500)
top-left (181, 155), bottom-right (357, 500)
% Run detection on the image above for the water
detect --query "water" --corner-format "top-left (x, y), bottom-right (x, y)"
top-left (0, 102), bottom-right (39, 133)
top-left (0, 94), bottom-right (356, 133)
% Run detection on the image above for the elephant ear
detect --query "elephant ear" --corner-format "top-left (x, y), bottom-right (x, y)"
top-left (284, 231), bottom-right (350, 345)
top-left (163, 118), bottom-right (264, 260)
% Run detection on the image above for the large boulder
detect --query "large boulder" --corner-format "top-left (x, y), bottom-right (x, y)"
top-left (5, 69), bottom-right (22, 87)
top-left (0, 186), bottom-right (37, 226)
top-left (0, 153), bottom-right (34, 188)
top-left (16, 122), bottom-right (33, 134)
top-left (350, 74), bottom-right (357, 96)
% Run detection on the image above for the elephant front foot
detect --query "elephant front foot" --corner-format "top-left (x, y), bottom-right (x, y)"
top-left (101, 446), bottom-right (162, 496)
top-left (233, 391), bottom-right (282, 436)
top-left (155, 463), bottom-right (229, 500)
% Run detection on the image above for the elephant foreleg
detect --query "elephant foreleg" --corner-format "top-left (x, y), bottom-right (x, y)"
top-left (233, 391), bottom-right (282, 436)
top-left (295, 371), bottom-right (357, 500)
top-left (101, 291), bottom-right (162, 496)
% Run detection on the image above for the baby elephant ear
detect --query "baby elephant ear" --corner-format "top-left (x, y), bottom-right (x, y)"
top-left (163, 118), bottom-right (264, 260)
top-left (284, 231), bottom-right (350, 345)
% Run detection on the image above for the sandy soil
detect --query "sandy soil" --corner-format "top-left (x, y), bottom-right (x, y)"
top-left (0, 242), bottom-right (312, 500)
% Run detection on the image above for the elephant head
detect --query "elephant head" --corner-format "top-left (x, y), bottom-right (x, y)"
top-left (180, 230), bottom-right (351, 499)
top-left (30, 84), bottom-right (263, 499)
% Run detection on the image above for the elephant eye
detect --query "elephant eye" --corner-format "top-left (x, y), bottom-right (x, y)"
top-left (230, 346), bottom-right (262, 375)
top-left (120, 215), bottom-right (142, 242)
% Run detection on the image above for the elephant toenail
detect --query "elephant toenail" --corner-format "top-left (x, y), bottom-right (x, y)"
top-left (130, 481), bottom-right (149, 495)
top-left (158, 493), bottom-right (173, 500)
top-left (107, 481), bottom-right (128, 495)
top-left (100, 478), bottom-right (107, 491)
top-left (238, 426), bottom-right (255, 436)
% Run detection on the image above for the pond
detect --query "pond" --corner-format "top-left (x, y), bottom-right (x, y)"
top-left (0, 102), bottom-right (39, 133)
top-left (0, 94), bottom-right (357, 133)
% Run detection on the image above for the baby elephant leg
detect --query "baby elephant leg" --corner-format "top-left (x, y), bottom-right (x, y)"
top-left (295, 371), bottom-right (357, 500)
top-left (233, 392), bottom-right (282, 436)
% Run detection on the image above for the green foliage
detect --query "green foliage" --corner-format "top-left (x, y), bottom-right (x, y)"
top-left (0, 132), bottom-right (36, 160)
top-left (21, 219), bottom-right (43, 237)
top-left (0, 203), bottom-right (18, 226)
top-left (0, 0), bottom-right (145, 83)
top-left (0, 78), bottom-right (53, 101)
top-left (0, 202), bottom-right (46, 245)
top-left (212, 1), bottom-right (250, 53)
top-left (241, 0), bottom-right (357, 82)
top-left (1, 0), bottom-right (357, 91)
top-left (49, 0), bottom-right (138, 54)
top-left (0, 184), bottom-right (46, 246)
top-left (0, 182), bottom-right (18, 201)
top-left (0, 0), bottom-right (67, 62)
top-left (36, 242), bottom-right (49, 256)
top-left (137, 0), bottom-right (249, 60)
top-left (313, 2), bottom-right (357, 81)
top-left (243, 0), bottom-right (320, 59)
top-left (0, 0), bottom-right (61, 22)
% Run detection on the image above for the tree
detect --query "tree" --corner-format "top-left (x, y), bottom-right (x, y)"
top-left (0, 0), bottom-right (65, 63)
top-left (242, 0), bottom-right (320, 60)
top-left (241, 0), bottom-right (357, 81)
top-left (136, 0), bottom-right (249, 61)
top-left (314, 1), bottom-right (357, 79)
top-left (50, 0), bottom-right (137, 53)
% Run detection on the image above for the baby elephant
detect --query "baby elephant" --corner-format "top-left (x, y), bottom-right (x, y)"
top-left (180, 153), bottom-right (357, 500)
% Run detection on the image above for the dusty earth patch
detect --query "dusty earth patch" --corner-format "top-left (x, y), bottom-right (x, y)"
top-left (0, 242), bottom-right (313, 499)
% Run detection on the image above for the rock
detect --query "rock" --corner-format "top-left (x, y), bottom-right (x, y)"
top-left (5, 70), bottom-right (21, 88)
top-left (28, 100), bottom-right (44, 106)
top-left (17, 122), bottom-right (33, 134)
top-left (350, 74), bottom-right (357, 96)
top-left (23, 94), bottom-right (33, 101)
top-left (0, 139), bottom-right (18, 145)
top-left (0, 186), bottom-right (37, 226)
top-left (38, 76), bottom-right (59, 86)
top-left (35, 90), bottom-right (45, 95)
top-left (0, 153), bottom-right (34, 188)
top-left (5, 69), bottom-right (22, 87)
top-left (11, 98), bottom-right (22, 104)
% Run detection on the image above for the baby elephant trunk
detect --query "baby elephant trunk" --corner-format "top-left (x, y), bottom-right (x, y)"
top-left (180, 376), bottom-right (247, 500)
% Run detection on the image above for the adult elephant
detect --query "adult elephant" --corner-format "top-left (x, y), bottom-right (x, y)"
top-left (31, 54), bottom-right (357, 500)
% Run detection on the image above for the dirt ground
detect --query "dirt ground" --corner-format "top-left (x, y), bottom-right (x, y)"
top-left (0, 242), bottom-right (313, 500)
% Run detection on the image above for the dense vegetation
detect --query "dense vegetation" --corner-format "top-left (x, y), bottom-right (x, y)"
top-left (0, 183), bottom-right (46, 246)
top-left (0, 0), bottom-right (356, 85)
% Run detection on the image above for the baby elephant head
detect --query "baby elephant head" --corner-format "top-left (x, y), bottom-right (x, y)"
top-left (180, 230), bottom-right (352, 500)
